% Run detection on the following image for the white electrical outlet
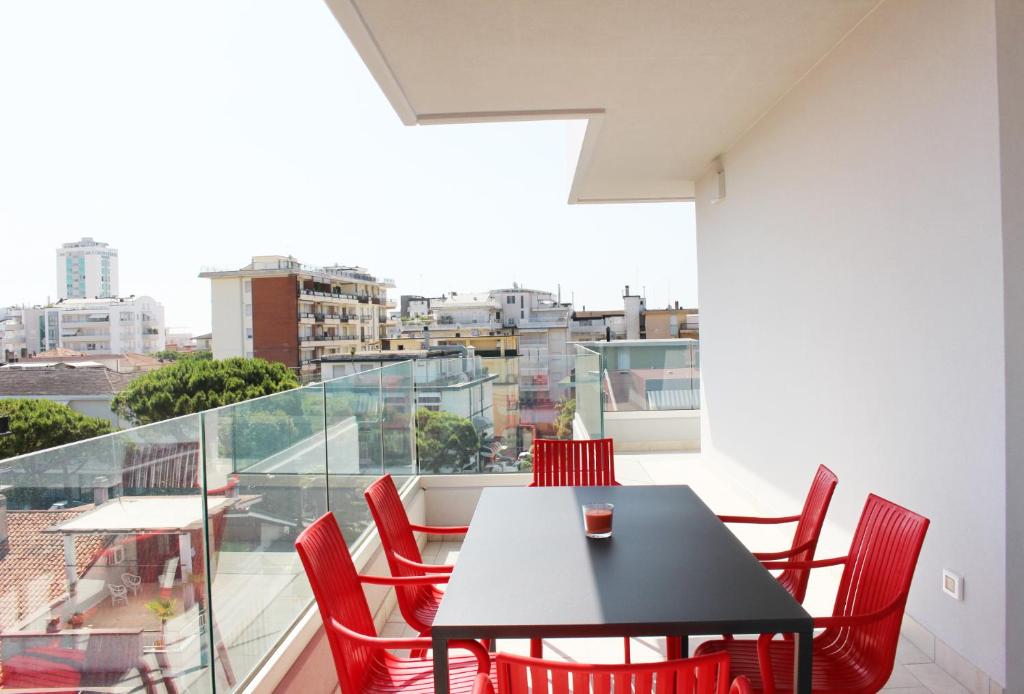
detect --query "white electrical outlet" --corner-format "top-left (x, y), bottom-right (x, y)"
top-left (942, 569), bottom-right (963, 600)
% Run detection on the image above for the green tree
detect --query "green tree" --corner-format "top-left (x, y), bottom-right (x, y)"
top-left (554, 397), bottom-right (576, 438)
top-left (154, 350), bottom-right (213, 362)
top-left (112, 357), bottom-right (299, 425)
top-left (415, 408), bottom-right (480, 473)
top-left (0, 399), bottom-right (113, 460)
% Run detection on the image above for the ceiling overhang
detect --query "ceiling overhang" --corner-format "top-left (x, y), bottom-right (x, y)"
top-left (324, 0), bottom-right (881, 204)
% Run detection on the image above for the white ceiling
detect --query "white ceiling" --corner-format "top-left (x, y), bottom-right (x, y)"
top-left (325, 0), bottom-right (881, 203)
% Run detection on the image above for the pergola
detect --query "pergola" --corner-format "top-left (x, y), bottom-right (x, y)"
top-left (43, 495), bottom-right (238, 598)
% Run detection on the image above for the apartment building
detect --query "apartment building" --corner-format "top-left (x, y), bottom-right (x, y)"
top-left (383, 330), bottom-right (519, 357)
top-left (645, 303), bottom-right (699, 339)
top-left (200, 255), bottom-right (395, 375)
top-left (56, 237), bottom-right (119, 300)
top-left (399, 294), bottom-right (443, 318)
top-left (569, 287), bottom-right (698, 342)
top-left (0, 297), bottom-right (165, 358)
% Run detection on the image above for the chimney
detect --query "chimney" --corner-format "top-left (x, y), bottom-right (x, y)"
top-left (422, 326), bottom-right (431, 350)
top-left (0, 493), bottom-right (9, 559)
top-left (624, 285), bottom-right (630, 296)
top-left (92, 476), bottom-right (113, 504)
top-left (675, 301), bottom-right (679, 310)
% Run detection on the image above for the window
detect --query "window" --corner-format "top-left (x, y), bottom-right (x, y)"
top-left (244, 303), bottom-right (252, 316)
top-left (246, 327), bottom-right (253, 339)
top-left (506, 296), bottom-right (515, 304)
top-left (521, 310), bottom-right (525, 319)
top-left (243, 279), bottom-right (252, 294)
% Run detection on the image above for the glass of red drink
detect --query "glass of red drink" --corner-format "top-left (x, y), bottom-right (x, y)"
top-left (582, 503), bottom-right (614, 539)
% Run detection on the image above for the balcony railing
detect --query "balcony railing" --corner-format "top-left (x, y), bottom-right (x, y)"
top-left (0, 344), bottom-right (641, 692)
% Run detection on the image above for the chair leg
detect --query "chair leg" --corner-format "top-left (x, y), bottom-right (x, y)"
top-left (409, 629), bottom-right (434, 659)
top-left (530, 639), bottom-right (543, 658)
top-left (623, 637), bottom-right (631, 664)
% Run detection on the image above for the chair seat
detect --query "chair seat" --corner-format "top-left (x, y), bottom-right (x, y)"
top-left (368, 652), bottom-right (496, 694)
top-left (695, 633), bottom-right (887, 694)
top-left (410, 589), bottom-right (443, 631)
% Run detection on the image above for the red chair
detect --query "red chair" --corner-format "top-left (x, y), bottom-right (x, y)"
top-left (718, 465), bottom-right (838, 603)
top-left (530, 438), bottom-right (618, 487)
top-left (528, 438), bottom-right (625, 660)
top-left (488, 650), bottom-right (751, 694)
top-left (695, 494), bottom-right (930, 694)
top-left (364, 475), bottom-right (468, 641)
top-left (295, 512), bottom-right (493, 694)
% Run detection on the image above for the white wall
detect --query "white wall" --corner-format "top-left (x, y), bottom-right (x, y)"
top-left (995, 2), bottom-right (1024, 691)
top-left (695, 0), bottom-right (1007, 684)
top-left (604, 410), bottom-right (699, 453)
top-left (211, 278), bottom-right (245, 360)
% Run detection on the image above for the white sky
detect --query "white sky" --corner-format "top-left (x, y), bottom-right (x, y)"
top-left (0, 1), bottom-right (697, 336)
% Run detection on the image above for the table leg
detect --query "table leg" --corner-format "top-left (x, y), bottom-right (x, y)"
top-left (666, 634), bottom-right (688, 659)
top-left (794, 628), bottom-right (813, 694)
top-left (433, 636), bottom-right (449, 694)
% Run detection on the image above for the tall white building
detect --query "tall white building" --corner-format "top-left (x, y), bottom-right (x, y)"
top-left (0, 297), bottom-right (165, 358)
top-left (56, 237), bottom-right (119, 300)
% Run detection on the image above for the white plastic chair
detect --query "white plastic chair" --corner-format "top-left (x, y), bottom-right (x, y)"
top-left (122, 572), bottom-right (142, 596)
top-left (108, 583), bottom-right (128, 607)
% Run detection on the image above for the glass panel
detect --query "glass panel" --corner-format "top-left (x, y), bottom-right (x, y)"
top-left (0, 415), bottom-right (214, 693)
top-left (583, 341), bottom-right (701, 411)
top-left (574, 344), bottom-right (604, 439)
top-left (201, 386), bottom-right (328, 690)
top-left (479, 356), bottom-right (532, 470)
top-left (324, 369), bottom-right (381, 546)
top-left (381, 361), bottom-right (415, 477)
top-left (413, 356), bottom-right (497, 474)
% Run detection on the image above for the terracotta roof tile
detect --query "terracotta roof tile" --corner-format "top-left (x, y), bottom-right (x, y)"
top-left (0, 509), bottom-right (108, 631)
top-left (0, 366), bottom-right (137, 397)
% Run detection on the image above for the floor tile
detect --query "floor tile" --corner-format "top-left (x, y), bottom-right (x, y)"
top-left (897, 637), bottom-right (934, 665)
top-left (906, 663), bottom-right (971, 694)
top-left (884, 664), bottom-right (926, 689)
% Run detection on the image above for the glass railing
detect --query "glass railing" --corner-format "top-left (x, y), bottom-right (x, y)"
top-left (0, 351), bottom-right (603, 691)
top-left (580, 340), bottom-right (700, 411)
top-left (0, 415), bottom-right (213, 693)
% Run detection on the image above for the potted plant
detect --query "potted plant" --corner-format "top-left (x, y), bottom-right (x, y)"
top-left (145, 598), bottom-right (177, 647)
top-left (66, 612), bottom-right (85, 629)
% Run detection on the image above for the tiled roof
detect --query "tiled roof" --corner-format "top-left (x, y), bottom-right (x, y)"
top-left (23, 352), bottom-right (162, 368)
top-left (0, 509), bottom-right (108, 630)
top-left (0, 366), bottom-right (137, 397)
top-left (34, 348), bottom-right (86, 358)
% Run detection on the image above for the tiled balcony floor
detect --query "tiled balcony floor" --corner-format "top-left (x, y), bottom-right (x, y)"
top-left (355, 453), bottom-right (967, 693)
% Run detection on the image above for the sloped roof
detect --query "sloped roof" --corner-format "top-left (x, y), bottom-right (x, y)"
top-left (23, 352), bottom-right (162, 368)
top-left (0, 366), bottom-right (137, 397)
top-left (0, 509), bottom-right (107, 630)
top-left (34, 348), bottom-right (85, 358)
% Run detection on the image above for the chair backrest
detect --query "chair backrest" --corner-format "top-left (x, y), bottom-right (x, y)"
top-left (363, 475), bottom-right (435, 626)
top-left (828, 494), bottom-right (930, 686)
top-left (122, 572), bottom-right (141, 587)
top-left (496, 650), bottom-right (732, 694)
top-left (778, 464), bottom-right (838, 602)
top-left (530, 438), bottom-right (617, 487)
top-left (295, 512), bottom-right (379, 694)
top-left (108, 583), bottom-right (127, 597)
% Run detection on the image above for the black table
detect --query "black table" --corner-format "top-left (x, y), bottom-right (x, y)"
top-left (431, 485), bottom-right (812, 694)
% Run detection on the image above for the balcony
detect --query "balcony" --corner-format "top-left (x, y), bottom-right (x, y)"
top-left (300, 288), bottom-right (359, 303)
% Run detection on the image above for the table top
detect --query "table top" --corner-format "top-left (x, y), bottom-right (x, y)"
top-left (432, 485), bottom-right (812, 639)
